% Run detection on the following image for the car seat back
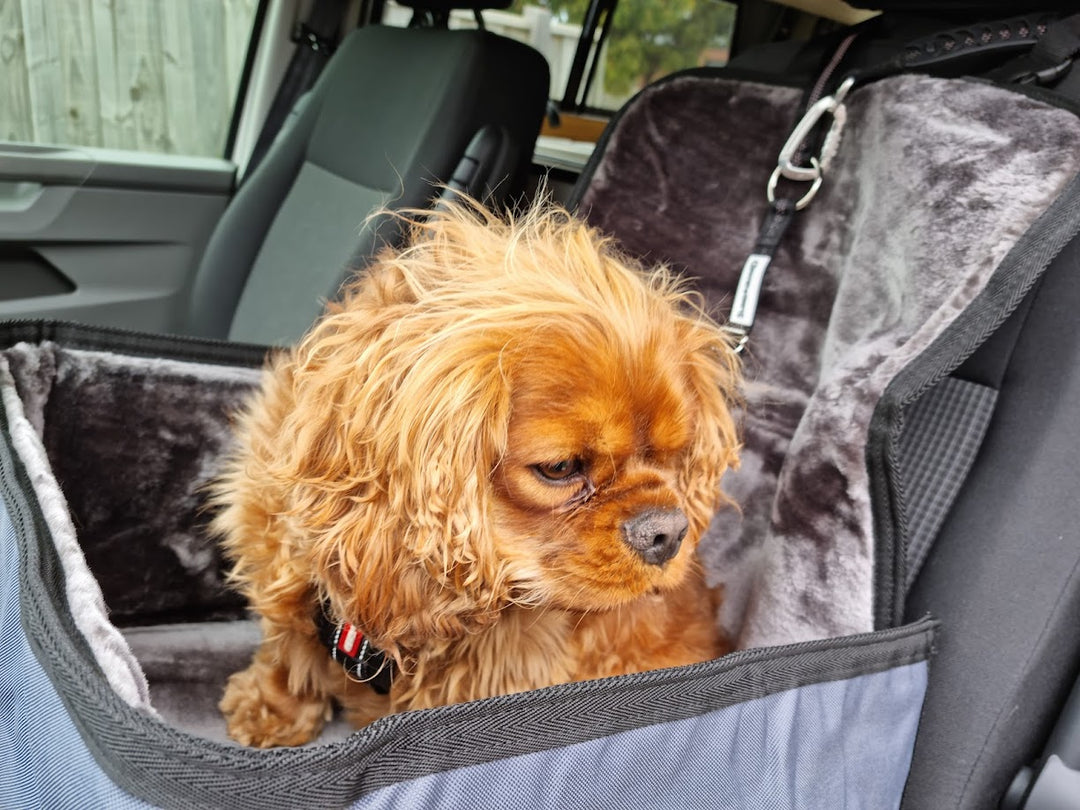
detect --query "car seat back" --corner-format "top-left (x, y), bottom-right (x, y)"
top-left (569, 10), bottom-right (1080, 808)
top-left (186, 5), bottom-right (549, 345)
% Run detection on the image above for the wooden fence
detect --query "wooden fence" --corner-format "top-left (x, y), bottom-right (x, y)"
top-left (0, 0), bottom-right (256, 157)
top-left (0, 1), bottom-right (603, 160)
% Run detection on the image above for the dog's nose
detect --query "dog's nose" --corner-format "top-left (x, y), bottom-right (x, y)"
top-left (622, 508), bottom-right (688, 566)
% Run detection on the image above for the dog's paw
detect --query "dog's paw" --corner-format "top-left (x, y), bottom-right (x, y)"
top-left (220, 665), bottom-right (331, 748)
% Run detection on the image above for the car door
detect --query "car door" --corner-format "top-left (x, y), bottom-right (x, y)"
top-left (0, 0), bottom-right (286, 334)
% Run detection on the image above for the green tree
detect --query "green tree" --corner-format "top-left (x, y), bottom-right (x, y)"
top-left (603, 1), bottom-right (735, 95)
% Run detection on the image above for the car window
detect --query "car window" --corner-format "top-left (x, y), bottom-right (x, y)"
top-left (380, 1), bottom-right (735, 169)
top-left (381, 1), bottom-right (736, 112)
top-left (1, 0), bottom-right (260, 158)
top-left (570, 0), bottom-right (737, 111)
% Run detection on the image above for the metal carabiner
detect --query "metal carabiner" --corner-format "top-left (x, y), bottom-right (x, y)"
top-left (766, 76), bottom-right (855, 212)
top-left (767, 156), bottom-right (822, 211)
top-left (775, 76), bottom-right (855, 182)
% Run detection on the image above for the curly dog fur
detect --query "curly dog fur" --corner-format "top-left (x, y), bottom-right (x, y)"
top-left (213, 202), bottom-right (741, 747)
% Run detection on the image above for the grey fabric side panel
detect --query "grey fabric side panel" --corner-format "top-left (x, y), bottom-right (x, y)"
top-left (896, 377), bottom-right (998, 590)
top-left (869, 166), bottom-right (1080, 630)
top-left (902, 233), bottom-right (1080, 808)
top-left (351, 662), bottom-right (929, 810)
top-left (227, 163), bottom-right (388, 345)
top-left (0, 496), bottom-right (152, 809)
top-left (340, 620), bottom-right (935, 798)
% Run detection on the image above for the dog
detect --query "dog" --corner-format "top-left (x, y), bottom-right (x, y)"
top-left (212, 201), bottom-right (741, 748)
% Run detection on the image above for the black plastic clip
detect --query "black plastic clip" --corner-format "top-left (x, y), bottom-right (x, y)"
top-left (292, 22), bottom-right (335, 55)
top-left (1017, 57), bottom-right (1074, 85)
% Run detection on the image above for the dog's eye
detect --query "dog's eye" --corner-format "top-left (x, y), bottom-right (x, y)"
top-left (533, 458), bottom-right (583, 483)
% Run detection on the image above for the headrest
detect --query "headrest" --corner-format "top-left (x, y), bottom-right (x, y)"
top-left (395, 1), bottom-right (513, 10)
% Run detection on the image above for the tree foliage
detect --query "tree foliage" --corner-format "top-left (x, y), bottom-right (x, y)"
top-left (514, 0), bottom-right (736, 99)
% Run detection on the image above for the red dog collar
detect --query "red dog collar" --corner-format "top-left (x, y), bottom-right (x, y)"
top-left (315, 608), bottom-right (393, 695)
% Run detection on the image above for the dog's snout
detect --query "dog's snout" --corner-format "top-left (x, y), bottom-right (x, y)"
top-left (622, 508), bottom-right (688, 566)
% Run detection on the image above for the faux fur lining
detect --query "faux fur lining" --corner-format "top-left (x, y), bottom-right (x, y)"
top-left (579, 73), bottom-right (1080, 648)
top-left (11, 344), bottom-right (262, 626)
top-left (1, 343), bottom-right (263, 713)
top-left (1, 351), bottom-right (153, 711)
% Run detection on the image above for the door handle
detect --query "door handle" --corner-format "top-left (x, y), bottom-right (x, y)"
top-left (0, 144), bottom-right (95, 185)
top-left (0, 181), bottom-right (44, 212)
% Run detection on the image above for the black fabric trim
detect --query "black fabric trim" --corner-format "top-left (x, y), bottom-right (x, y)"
top-left (951, 289), bottom-right (1038, 389)
top-left (868, 155), bottom-right (1080, 630)
top-left (0, 319), bottom-right (271, 370)
top-left (850, 2), bottom-right (1079, 13)
top-left (0, 385), bottom-right (936, 809)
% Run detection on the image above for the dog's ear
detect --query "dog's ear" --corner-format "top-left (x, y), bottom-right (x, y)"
top-left (677, 321), bottom-right (742, 540)
top-left (283, 297), bottom-right (514, 664)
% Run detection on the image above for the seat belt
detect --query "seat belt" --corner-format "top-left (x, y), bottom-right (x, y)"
top-left (243, 0), bottom-right (346, 181)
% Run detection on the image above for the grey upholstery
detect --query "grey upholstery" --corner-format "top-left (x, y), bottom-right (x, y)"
top-left (186, 24), bottom-right (548, 346)
top-left (902, 235), bottom-right (1080, 808)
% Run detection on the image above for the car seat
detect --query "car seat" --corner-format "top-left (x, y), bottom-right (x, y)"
top-left (185, 0), bottom-right (549, 346)
top-left (564, 6), bottom-right (1080, 808)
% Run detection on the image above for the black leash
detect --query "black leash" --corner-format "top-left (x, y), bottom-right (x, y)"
top-left (724, 35), bottom-right (858, 353)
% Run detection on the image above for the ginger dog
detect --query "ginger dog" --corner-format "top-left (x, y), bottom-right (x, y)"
top-left (213, 202), bottom-right (741, 747)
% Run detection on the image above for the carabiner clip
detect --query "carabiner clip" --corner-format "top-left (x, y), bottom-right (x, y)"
top-left (767, 76), bottom-right (855, 210)
top-left (767, 156), bottom-right (822, 211)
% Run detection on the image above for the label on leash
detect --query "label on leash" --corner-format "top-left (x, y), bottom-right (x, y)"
top-left (730, 253), bottom-right (772, 329)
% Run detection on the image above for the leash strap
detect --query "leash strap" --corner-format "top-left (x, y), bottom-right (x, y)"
top-left (724, 49), bottom-right (857, 353)
top-left (724, 202), bottom-right (795, 353)
top-left (725, 13), bottom-right (1080, 355)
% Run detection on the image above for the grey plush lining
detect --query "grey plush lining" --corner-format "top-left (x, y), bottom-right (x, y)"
top-left (1, 343), bottom-right (262, 723)
top-left (0, 351), bottom-right (154, 712)
top-left (579, 73), bottom-right (1080, 648)
top-left (9, 343), bottom-right (262, 625)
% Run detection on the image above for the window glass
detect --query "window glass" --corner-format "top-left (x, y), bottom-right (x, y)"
top-left (382, 1), bottom-right (736, 112)
top-left (0, 0), bottom-right (259, 157)
top-left (580, 0), bottom-right (736, 110)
